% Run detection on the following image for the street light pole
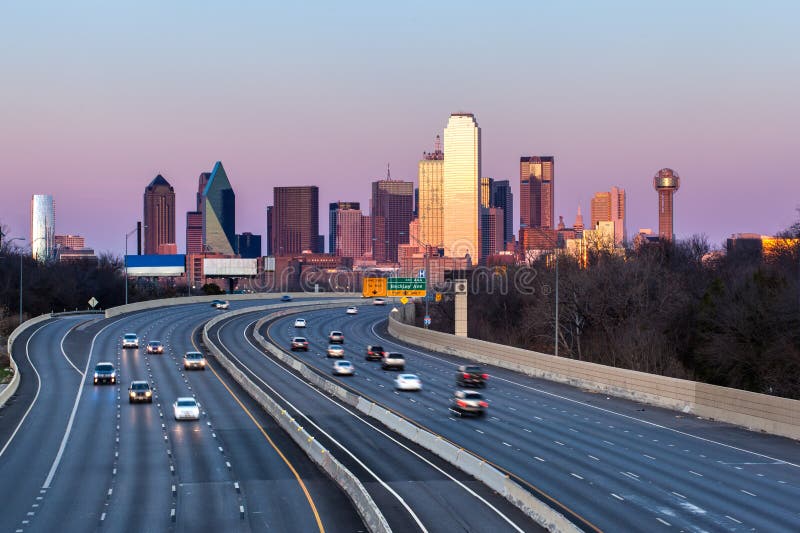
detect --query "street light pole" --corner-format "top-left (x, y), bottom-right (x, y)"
top-left (554, 250), bottom-right (559, 358)
top-left (124, 227), bottom-right (138, 305)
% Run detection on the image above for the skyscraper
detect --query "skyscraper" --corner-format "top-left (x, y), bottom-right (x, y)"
top-left (335, 208), bottom-right (368, 258)
top-left (236, 232), bottom-right (262, 258)
top-left (371, 179), bottom-right (414, 262)
top-left (143, 174), bottom-right (176, 255)
top-left (491, 180), bottom-right (514, 246)
top-left (265, 205), bottom-right (273, 256)
top-left (443, 113), bottom-right (481, 261)
top-left (480, 177), bottom-right (494, 209)
top-left (418, 135), bottom-right (444, 249)
top-left (30, 194), bottom-right (55, 261)
top-left (186, 211), bottom-right (203, 254)
top-left (199, 162), bottom-right (236, 255)
top-left (654, 168), bottom-right (680, 241)
top-left (273, 186), bottom-right (321, 255)
top-left (329, 202), bottom-right (360, 254)
top-left (481, 207), bottom-right (505, 257)
top-left (520, 156), bottom-right (555, 229)
top-left (590, 187), bottom-right (626, 245)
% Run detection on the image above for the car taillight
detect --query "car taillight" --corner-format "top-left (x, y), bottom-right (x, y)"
top-left (479, 401), bottom-right (488, 408)
top-left (463, 373), bottom-right (470, 379)
top-left (481, 374), bottom-right (489, 379)
top-left (456, 399), bottom-right (468, 407)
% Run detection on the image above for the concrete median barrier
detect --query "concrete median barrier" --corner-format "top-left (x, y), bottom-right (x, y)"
top-left (2, 313), bottom-right (53, 409)
top-left (388, 315), bottom-right (800, 441)
top-left (105, 291), bottom-right (361, 318)
top-left (251, 308), bottom-right (581, 533)
top-left (202, 300), bottom-right (390, 533)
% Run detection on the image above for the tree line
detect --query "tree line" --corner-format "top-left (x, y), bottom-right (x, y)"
top-left (421, 217), bottom-right (800, 400)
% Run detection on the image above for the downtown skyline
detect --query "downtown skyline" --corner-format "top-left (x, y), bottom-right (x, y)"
top-left (1, 2), bottom-right (797, 253)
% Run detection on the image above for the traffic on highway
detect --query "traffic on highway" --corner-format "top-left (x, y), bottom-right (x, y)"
top-left (2, 298), bottom-right (799, 533)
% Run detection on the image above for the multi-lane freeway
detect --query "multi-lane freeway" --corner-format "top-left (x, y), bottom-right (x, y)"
top-left (3, 298), bottom-right (799, 533)
top-left (0, 301), bottom-right (364, 533)
top-left (249, 304), bottom-right (800, 532)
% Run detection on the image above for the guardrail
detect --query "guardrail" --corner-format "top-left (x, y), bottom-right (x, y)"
top-left (388, 315), bottom-right (800, 441)
top-left (1, 313), bottom-right (53, 409)
top-left (105, 291), bottom-right (361, 318)
top-left (202, 300), bottom-right (390, 533)
top-left (251, 310), bottom-right (580, 532)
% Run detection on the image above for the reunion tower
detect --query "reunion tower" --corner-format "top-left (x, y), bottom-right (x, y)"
top-left (653, 168), bottom-right (680, 241)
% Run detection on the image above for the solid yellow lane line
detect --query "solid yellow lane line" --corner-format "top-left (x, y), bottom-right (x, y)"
top-left (191, 329), bottom-right (325, 533)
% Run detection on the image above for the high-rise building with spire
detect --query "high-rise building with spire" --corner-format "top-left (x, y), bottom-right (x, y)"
top-left (143, 174), bottom-right (176, 255)
top-left (573, 206), bottom-right (585, 239)
top-left (418, 135), bottom-right (444, 250)
top-left (443, 113), bottom-right (481, 261)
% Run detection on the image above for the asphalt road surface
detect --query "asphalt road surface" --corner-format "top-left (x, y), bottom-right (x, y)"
top-left (0, 300), bottom-right (365, 533)
top-left (259, 304), bottom-right (800, 533)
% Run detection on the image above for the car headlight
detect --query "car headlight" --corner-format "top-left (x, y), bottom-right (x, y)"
top-left (129, 392), bottom-right (135, 397)
top-left (145, 391), bottom-right (152, 397)
top-left (94, 373), bottom-right (99, 378)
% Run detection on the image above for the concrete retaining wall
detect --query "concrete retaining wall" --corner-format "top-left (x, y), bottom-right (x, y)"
top-left (105, 291), bottom-right (361, 318)
top-left (1, 314), bottom-right (53, 409)
top-left (388, 315), bottom-right (800, 441)
top-left (202, 300), bottom-right (390, 533)
top-left (252, 312), bottom-right (580, 533)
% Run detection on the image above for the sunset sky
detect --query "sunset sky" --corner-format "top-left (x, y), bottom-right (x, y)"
top-left (1, 1), bottom-right (798, 253)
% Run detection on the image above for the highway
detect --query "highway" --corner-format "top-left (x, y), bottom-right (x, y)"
top-left (256, 304), bottom-right (800, 532)
top-left (0, 300), bottom-right (364, 533)
top-left (207, 309), bottom-right (540, 532)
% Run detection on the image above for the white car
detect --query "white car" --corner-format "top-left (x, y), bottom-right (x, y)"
top-left (211, 299), bottom-right (229, 310)
top-left (294, 318), bottom-right (307, 328)
top-left (332, 360), bottom-right (355, 376)
top-left (173, 397), bottom-right (200, 420)
top-left (122, 333), bottom-right (139, 348)
top-left (373, 298), bottom-right (386, 306)
top-left (395, 374), bottom-right (422, 391)
top-left (346, 306), bottom-right (358, 315)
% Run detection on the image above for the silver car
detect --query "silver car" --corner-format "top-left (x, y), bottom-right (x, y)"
top-left (332, 360), bottom-right (355, 376)
top-left (326, 344), bottom-right (345, 358)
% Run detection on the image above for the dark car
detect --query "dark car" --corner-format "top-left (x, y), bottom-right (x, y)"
top-left (365, 345), bottom-right (385, 361)
top-left (449, 390), bottom-right (488, 417)
top-left (456, 365), bottom-right (488, 388)
top-left (281, 295), bottom-right (293, 302)
top-left (128, 381), bottom-right (153, 403)
top-left (145, 340), bottom-right (164, 354)
top-left (93, 362), bottom-right (116, 385)
top-left (291, 337), bottom-right (309, 351)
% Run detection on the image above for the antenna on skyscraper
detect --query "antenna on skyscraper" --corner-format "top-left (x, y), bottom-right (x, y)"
top-left (434, 134), bottom-right (441, 154)
top-left (387, 162), bottom-right (391, 181)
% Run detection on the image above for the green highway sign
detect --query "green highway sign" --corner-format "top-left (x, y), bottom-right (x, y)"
top-left (387, 277), bottom-right (427, 297)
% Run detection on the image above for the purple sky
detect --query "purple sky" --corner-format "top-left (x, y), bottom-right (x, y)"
top-left (1, 1), bottom-right (798, 254)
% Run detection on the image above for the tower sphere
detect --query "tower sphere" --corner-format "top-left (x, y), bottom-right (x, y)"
top-left (653, 168), bottom-right (680, 191)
